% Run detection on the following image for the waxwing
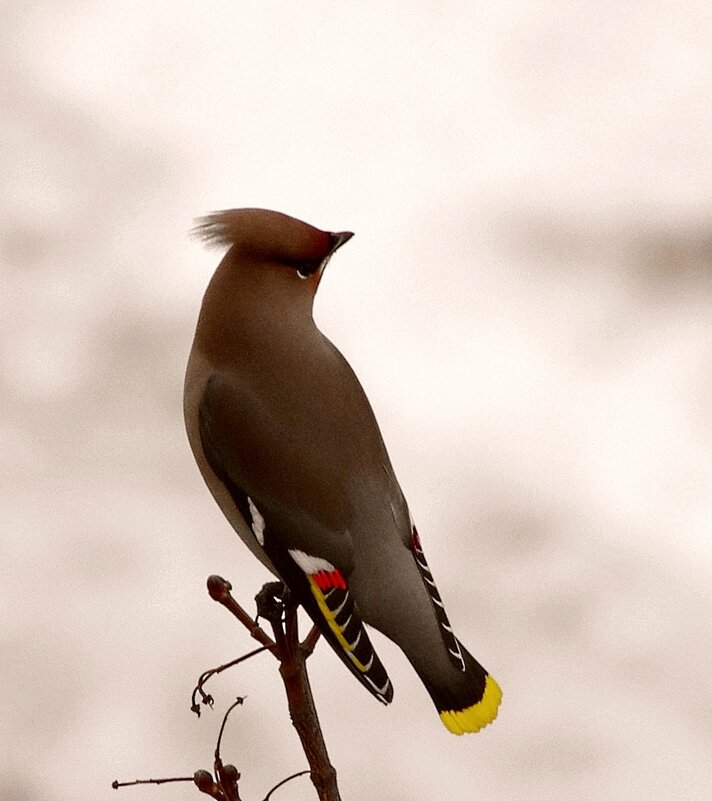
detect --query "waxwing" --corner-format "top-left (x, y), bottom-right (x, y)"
top-left (184, 208), bottom-right (502, 734)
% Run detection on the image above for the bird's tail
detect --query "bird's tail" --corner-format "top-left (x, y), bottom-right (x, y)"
top-left (415, 644), bottom-right (502, 735)
top-left (407, 523), bottom-right (502, 734)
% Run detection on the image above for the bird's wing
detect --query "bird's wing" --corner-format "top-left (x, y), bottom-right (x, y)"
top-left (409, 523), bottom-right (467, 672)
top-left (198, 372), bottom-right (393, 704)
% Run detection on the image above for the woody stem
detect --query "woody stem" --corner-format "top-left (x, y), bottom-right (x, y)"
top-left (209, 578), bottom-right (341, 801)
top-left (269, 600), bottom-right (341, 801)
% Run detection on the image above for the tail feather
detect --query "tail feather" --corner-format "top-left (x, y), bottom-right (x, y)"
top-left (439, 675), bottom-right (502, 735)
top-left (419, 645), bottom-right (502, 735)
top-left (408, 522), bottom-right (501, 733)
top-left (410, 524), bottom-right (466, 672)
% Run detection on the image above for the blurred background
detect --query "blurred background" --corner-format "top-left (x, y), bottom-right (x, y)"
top-left (2, 2), bottom-right (711, 799)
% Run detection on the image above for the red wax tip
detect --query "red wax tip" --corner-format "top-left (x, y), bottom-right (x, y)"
top-left (411, 526), bottom-right (423, 554)
top-left (313, 570), bottom-right (346, 591)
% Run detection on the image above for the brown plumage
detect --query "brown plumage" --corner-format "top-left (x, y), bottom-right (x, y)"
top-left (184, 208), bottom-right (502, 733)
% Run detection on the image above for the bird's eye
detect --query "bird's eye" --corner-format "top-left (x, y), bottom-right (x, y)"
top-left (296, 260), bottom-right (321, 279)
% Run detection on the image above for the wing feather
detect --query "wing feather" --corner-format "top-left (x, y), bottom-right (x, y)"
top-left (198, 373), bottom-right (393, 704)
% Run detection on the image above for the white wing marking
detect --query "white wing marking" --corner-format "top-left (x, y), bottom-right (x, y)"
top-left (247, 497), bottom-right (266, 546)
top-left (364, 674), bottom-right (391, 699)
top-left (289, 548), bottom-right (335, 575)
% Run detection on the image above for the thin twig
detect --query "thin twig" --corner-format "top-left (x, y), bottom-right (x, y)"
top-left (213, 698), bottom-right (244, 801)
top-left (261, 770), bottom-right (310, 800)
top-left (112, 777), bottom-right (194, 789)
top-left (207, 575), bottom-right (277, 653)
top-left (192, 645), bottom-right (272, 715)
top-left (215, 698), bottom-right (245, 763)
top-left (301, 624), bottom-right (321, 657)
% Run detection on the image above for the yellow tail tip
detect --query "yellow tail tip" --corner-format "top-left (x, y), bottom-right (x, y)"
top-left (439, 675), bottom-right (503, 735)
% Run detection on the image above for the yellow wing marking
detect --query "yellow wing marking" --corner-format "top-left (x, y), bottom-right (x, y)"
top-left (308, 576), bottom-right (369, 673)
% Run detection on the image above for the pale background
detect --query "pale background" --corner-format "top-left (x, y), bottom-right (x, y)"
top-left (2, 2), bottom-right (712, 800)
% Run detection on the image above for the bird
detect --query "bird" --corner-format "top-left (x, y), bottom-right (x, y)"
top-left (184, 208), bottom-right (502, 734)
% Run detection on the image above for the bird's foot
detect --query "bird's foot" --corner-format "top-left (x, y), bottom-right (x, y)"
top-left (255, 581), bottom-right (290, 625)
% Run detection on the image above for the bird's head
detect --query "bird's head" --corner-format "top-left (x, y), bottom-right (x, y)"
top-left (193, 208), bottom-right (353, 286)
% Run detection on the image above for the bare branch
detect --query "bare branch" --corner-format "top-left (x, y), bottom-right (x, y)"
top-left (273, 604), bottom-right (341, 801)
top-left (212, 698), bottom-right (245, 801)
top-left (301, 625), bottom-right (321, 657)
top-left (207, 575), bottom-right (277, 653)
top-left (112, 777), bottom-right (194, 789)
top-left (206, 580), bottom-right (341, 798)
top-left (192, 645), bottom-right (272, 716)
top-left (115, 579), bottom-right (342, 800)
top-left (215, 697), bottom-right (245, 764)
top-left (261, 770), bottom-right (310, 801)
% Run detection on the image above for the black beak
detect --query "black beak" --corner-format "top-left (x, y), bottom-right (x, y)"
top-left (328, 231), bottom-right (354, 255)
top-left (298, 231), bottom-right (355, 279)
